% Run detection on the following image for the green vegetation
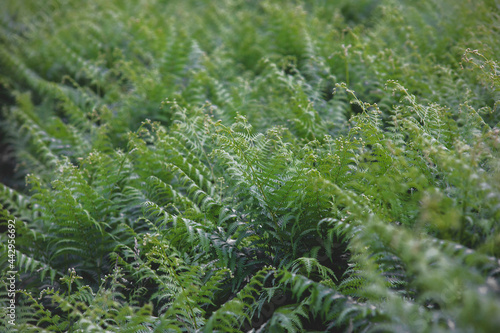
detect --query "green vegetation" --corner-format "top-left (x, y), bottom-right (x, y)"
top-left (1, 0), bottom-right (499, 331)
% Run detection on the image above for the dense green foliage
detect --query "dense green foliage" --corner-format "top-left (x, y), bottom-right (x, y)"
top-left (1, 0), bottom-right (500, 331)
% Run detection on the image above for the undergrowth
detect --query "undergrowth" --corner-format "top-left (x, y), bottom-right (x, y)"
top-left (1, 0), bottom-right (499, 332)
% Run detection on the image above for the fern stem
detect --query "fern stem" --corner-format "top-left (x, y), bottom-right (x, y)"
top-left (161, 246), bottom-right (199, 330)
top-left (225, 127), bottom-right (285, 245)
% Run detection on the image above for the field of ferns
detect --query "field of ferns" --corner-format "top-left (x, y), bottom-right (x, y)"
top-left (1, 0), bottom-right (500, 332)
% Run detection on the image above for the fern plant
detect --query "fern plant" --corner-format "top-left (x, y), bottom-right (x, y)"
top-left (1, 0), bottom-right (499, 332)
